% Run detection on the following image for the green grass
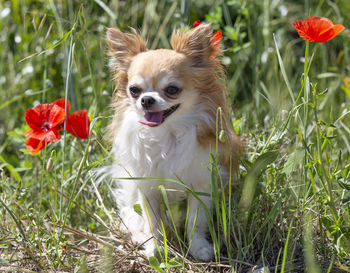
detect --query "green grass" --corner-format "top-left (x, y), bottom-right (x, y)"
top-left (1, 0), bottom-right (350, 272)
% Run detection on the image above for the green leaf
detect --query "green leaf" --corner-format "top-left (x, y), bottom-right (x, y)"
top-left (7, 131), bottom-right (19, 137)
top-left (133, 204), bottom-right (142, 216)
top-left (205, 6), bottom-right (222, 27)
top-left (168, 257), bottom-right (183, 268)
top-left (224, 26), bottom-right (238, 41)
top-left (239, 150), bottom-right (279, 212)
top-left (250, 150), bottom-right (279, 175)
top-left (337, 178), bottom-right (350, 191)
top-left (0, 155), bottom-right (21, 182)
top-left (149, 256), bottom-right (165, 273)
top-left (321, 216), bottom-right (334, 233)
top-left (24, 160), bottom-right (33, 169)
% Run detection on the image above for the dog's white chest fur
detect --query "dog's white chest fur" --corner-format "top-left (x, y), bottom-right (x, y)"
top-left (111, 109), bottom-right (212, 192)
top-left (110, 109), bottom-right (216, 260)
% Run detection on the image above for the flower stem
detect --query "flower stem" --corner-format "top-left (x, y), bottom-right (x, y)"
top-left (303, 41), bottom-right (309, 101)
top-left (303, 41), bottom-right (309, 192)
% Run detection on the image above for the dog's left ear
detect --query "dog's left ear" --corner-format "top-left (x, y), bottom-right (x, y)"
top-left (171, 24), bottom-right (218, 66)
top-left (107, 28), bottom-right (147, 71)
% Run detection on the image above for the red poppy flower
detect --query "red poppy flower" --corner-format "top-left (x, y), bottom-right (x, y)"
top-left (52, 98), bottom-right (70, 114)
top-left (192, 20), bottom-right (222, 58)
top-left (24, 103), bottom-right (65, 143)
top-left (52, 98), bottom-right (71, 131)
top-left (211, 30), bottom-right (222, 58)
top-left (212, 30), bottom-right (222, 44)
top-left (293, 16), bottom-right (345, 42)
top-left (24, 98), bottom-right (91, 154)
top-left (193, 20), bottom-right (201, 28)
top-left (66, 110), bottom-right (91, 139)
top-left (25, 138), bottom-right (46, 154)
top-left (213, 30), bottom-right (222, 42)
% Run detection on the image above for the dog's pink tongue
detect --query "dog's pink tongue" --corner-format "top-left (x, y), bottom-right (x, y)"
top-left (139, 111), bottom-right (164, 126)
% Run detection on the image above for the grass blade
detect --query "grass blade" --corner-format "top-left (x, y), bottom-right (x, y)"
top-left (273, 33), bottom-right (295, 103)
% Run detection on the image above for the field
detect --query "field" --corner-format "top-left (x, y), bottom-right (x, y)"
top-left (0, 0), bottom-right (350, 272)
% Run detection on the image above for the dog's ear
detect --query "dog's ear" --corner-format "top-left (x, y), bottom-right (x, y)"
top-left (107, 28), bottom-right (147, 71)
top-left (171, 24), bottom-right (218, 66)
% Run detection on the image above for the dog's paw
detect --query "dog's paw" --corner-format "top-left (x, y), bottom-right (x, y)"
top-left (119, 207), bottom-right (146, 233)
top-left (189, 237), bottom-right (214, 261)
top-left (141, 241), bottom-right (156, 258)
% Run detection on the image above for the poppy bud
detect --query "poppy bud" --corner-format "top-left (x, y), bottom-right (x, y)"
top-left (46, 157), bottom-right (53, 171)
top-left (219, 129), bottom-right (227, 143)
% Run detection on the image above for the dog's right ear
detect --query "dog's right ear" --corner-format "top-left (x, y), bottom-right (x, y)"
top-left (107, 28), bottom-right (147, 71)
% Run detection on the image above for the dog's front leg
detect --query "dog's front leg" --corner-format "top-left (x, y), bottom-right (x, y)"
top-left (138, 188), bottom-right (162, 257)
top-left (186, 195), bottom-right (214, 261)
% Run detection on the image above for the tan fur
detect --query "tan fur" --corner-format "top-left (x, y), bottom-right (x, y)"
top-left (107, 24), bottom-right (241, 172)
top-left (171, 25), bottom-right (241, 172)
top-left (171, 25), bottom-right (217, 65)
top-left (106, 28), bottom-right (147, 141)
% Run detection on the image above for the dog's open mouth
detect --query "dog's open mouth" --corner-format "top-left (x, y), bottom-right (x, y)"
top-left (139, 104), bottom-right (180, 127)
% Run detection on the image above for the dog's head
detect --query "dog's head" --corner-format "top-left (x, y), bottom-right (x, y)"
top-left (107, 24), bottom-right (224, 128)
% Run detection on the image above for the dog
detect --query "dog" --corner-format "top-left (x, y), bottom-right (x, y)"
top-left (106, 23), bottom-right (240, 261)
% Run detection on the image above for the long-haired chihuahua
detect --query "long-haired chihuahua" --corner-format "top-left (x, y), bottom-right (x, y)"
top-left (106, 23), bottom-right (240, 261)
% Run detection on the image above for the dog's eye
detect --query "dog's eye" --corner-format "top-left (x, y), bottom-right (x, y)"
top-left (129, 86), bottom-right (141, 97)
top-left (165, 86), bottom-right (180, 97)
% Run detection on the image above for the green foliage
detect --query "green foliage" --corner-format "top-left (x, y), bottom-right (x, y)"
top-left (1, 0), bottom-right (350, 272)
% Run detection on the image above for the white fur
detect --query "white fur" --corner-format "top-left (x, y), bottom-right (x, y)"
top-left (108, 94), bottom-right (225, 261)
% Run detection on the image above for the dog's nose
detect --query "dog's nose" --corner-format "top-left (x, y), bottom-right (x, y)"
top-left (141, 96), bottom-right (155, 109)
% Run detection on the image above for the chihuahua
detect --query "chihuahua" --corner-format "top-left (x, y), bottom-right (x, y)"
top-left (106, 24), bottom-right (240, 261)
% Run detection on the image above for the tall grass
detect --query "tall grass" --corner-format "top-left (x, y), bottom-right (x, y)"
top-left (0, 0), bottom-right (349, 272)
